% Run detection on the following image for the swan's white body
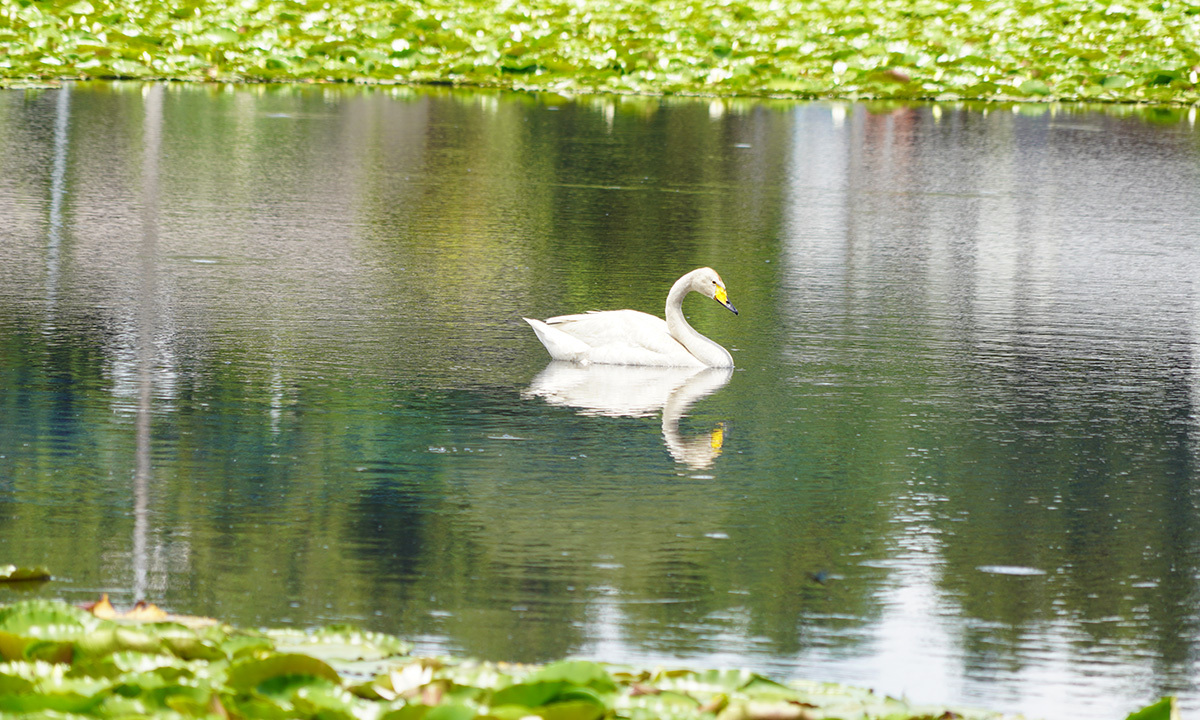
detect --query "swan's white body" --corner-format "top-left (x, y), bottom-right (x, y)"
top-left (524, 267), bottom-right (738, 368)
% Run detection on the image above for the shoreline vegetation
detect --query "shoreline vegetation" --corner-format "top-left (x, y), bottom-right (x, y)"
top-left (0, 597), bottom-right (1180, 719)
top-left (1, 0), bottom-right (1199, 103)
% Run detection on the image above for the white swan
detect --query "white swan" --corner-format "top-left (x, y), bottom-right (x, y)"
top-left (524, 267), bottom-right (738, 368)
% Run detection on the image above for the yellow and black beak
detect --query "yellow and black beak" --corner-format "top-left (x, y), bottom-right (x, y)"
top-left (714, 286), bottom-right (738, 315)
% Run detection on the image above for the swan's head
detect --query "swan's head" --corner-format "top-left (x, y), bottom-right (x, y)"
top-left (691, 267), bottom-right (738, 316)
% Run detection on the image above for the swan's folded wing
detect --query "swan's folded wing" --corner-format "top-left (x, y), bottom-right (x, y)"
top-left (543, 310), bottom-right (699, 366)
top-left (544, 310), bottom-right (669, 346)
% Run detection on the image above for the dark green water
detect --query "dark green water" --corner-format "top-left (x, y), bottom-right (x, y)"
top-left (2, 82), bottom-right (1200, 719)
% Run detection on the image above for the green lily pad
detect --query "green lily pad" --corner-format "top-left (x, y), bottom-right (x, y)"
top-left (63, 0), bottom-right (94, 14)
top-left (1126, 696), bottom-right (1179, 720)
top-left (534, 698), bottom-right (608, 720)
top-left (226, 653), bottom-right (341, 692)
top-left (0, 566), bottom-right (51, 583)
top-left (1018, 79), bottom-right (1051, 96)
top-left (529, 660), bottom-right (617, 692)
top-left (0, 600), bottom-right (94, 633)
top-left (0, 600), bottom-right (1174, 720)
top-left (207, 28), bottom-right (240, 44)
top-left (266, 625), bottom-right (412, 662)
top-left (491, 680), bottom-right (575, 707)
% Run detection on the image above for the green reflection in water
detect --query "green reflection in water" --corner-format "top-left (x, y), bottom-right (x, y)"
top-left (0, 82), bottom-right (1199, 720)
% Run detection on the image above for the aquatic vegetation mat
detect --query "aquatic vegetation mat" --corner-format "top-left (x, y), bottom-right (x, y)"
top-left (1, 0), bottom-right (1199, 102)
top-left (0, 597), bottom-right (1181, 719)
top-left (0, 597), bottom-right (1045, 719)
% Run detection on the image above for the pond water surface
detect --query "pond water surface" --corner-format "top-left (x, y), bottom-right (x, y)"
top-left (2, 83), bottom-right (1200, 719)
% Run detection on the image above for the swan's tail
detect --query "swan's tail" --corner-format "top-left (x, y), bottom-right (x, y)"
top-left (524, 318), bottom-right (592, 364)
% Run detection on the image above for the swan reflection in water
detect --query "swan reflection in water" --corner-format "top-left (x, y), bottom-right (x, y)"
top-left (524, 362), bottom-right (733, 470)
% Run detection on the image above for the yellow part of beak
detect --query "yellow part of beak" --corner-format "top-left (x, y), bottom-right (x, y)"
top-left (714, 286), bottom-right (729, 304)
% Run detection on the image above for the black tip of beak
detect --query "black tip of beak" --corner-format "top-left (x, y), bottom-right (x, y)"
top-left (726, 302), bottom-right (739, 316)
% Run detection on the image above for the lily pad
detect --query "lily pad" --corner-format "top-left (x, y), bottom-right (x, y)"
top-left (529, 660), bottom-right (618, 692)
top-left (63, 0), bottom-right (95, 15)
top-left (0, 599), bottom-right (1177, 720)
top-left (1018, 79), bottom-right (1051, 96)
top-left (1126, 696), bottom-right (1179, 720)
top-left (0, 566), bottom-right (51, 583)
top-left (0, 599), bottom-right (96, 635)
top-left (0, 0), bottom-right (1196, 102)
top-left (266, 625), bottom-right (412, 661)
top-left (226, 652), bottom-right (342, 692)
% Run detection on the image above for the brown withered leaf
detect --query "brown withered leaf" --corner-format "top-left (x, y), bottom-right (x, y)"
top-left (629, 682), bottom-right (662, 697)
top-left (84, 594), bottom-right (218, 628)
top-left (718, 700), bottom-right (817, 720)
top-left (699, 693), bottom-right (730, 714)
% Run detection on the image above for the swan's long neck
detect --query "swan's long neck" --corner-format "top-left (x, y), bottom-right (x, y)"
top-left (665, 273), bottom-right (734, 368)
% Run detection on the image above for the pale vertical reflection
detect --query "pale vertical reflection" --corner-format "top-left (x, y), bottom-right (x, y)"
top-left (44, 83), bottom-right (71, 317)
top-left (133, 84), bottom-right (163, 603)
top-left (780, 103), bottom-right (850, 365)
top-left (966, 117), bottom-right (1028, 344)
top-left (780, 103), bottom-right (849, 252)
top-left (269, 370), bottom-right (285, 434)
top-left (858, 528), bottom-right (956, 706)
top-left (1189, 171), bottom-right (1200, 455)
top-left (779, 104), bottom-right (960, 707)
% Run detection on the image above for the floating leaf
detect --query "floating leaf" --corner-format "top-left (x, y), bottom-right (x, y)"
top-left (0, 0), bottom-right (1194, 102)
top-left (267, 624), bottom-right (412, 661)
top-left (291, 683), bottom-right (375, 718)
top-left (88, 595), bottom-right (168, 623)
top-left (63, 0), bottom-right (94, 14)
top-left (221, 633), bottom-right (276, 659)
top-left (867, 68), bottom-right (912, 84)
top-left (226, 653), bottom-right (341, 692)
top-left (0, 599), bottom-right (1058, 720)
top-left (0, 600), bottom-right (95, 635)
top-left (716, 700), bottom-right (811, 720)
top-left (0, 689), bottom-right (104, 714)
top-left (1147, 70), bottom-right (1181, 85)
top-left (148, 685), bottom-right (215, 715)
top-left (424, 703), bottom-right (480, 720)
top-left (1126, 696), bottom-right (1179, 720)
top-left (529, 660), bottom-right (618, 692)
top-left (1018, 79), bottom-right (1051, 96)
top-left (85, 594), bottom-right (218, 630)
top-left (207, 28), bottom-right (240, 44)
top-left (380, 705), bottom-right (435, 720)
top-left (74, 625), bottom-right (166, 658)
top-left (536, 699), bottom-right (608, 720)
top-left (23, 638), bottom-right (75, 663)
top-left (653, 668), bottom-right (784, 695)
top-left (491, 680), bottom-right (574, 708)
top-left (0, 566), bottom-right (50, 583)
